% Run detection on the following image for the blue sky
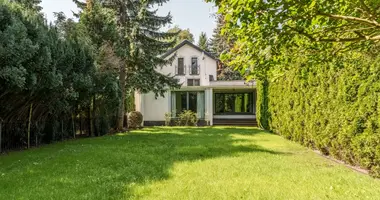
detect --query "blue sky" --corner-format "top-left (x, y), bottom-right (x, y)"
top-left (40, 0), bottom-right (217, 43)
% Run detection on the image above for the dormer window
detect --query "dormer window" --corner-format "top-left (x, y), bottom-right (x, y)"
top-left (190, 57), bottom-right (199, 75)
top-left (176, 58), bottom-right (185, 75)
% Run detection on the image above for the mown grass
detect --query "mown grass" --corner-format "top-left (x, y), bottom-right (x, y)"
top-left (0, 127), bottom-right (379, 200)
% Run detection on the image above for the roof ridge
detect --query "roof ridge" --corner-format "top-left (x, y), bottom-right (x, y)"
top-left (161, 40), bottom-right (218, 61)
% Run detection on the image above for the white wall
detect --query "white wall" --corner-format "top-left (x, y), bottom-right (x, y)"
top-left (138, 43), bottom-right (218, 122)
top-left (140, 92), bottom-right (170, 121)
top-left (159, 44), bottom-right (217, 86)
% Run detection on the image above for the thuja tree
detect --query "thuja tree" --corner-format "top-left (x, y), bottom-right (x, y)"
top-left (0, 0), bottom-right (119, 149)
top-left (208, 0), bottom-right (380, 177)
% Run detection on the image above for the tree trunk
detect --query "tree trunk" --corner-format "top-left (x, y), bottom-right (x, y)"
top-left (72, 113), bottom-right (75, 139)
top-left (117, 65), bottom-right (126, 130)
top-left (27, 103), bottom-right (33, 149)
top-left (88, 106), bottom-right (93, 137)
top-left (79, 112), bottom-right (83, 135)
top-left (93, 95), bottom-right (98, 136)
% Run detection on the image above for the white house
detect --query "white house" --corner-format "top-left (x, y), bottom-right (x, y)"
top-left (135, 40), bottom-right (257, 126)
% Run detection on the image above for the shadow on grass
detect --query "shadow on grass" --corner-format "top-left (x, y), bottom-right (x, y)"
top-left (0, 127), bottom-right (286, 199)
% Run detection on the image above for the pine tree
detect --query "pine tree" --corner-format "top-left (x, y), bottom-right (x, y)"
top-left (209, 14), bottom-right (242, 80)
top-left (80, 0), bottom-right (180, 130)
top-left (209, 14), bottom-right (231, 57)
top-left (198, 32), bottom-right (210, 52)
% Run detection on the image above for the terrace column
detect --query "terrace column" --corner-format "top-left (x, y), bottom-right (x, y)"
top-left (205, 88), bottom-right (214, 126)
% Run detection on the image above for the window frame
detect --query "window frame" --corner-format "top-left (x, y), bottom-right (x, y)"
top-left (214, 92), bottom-right (255, 115)
top-left (187, 78), bottom-right (201, 86)
top-left (171, 91), bottom-right (205, 119)
top-left (176, 57), bottom-right (186, 75)
top-left (190, 57), bottom-right (200, 75)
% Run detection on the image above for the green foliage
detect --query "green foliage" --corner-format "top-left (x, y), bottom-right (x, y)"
top-left (208, 0), bottom-right (380, 78)
top-left (209, 0), bottom-right (380, 178)
top-left (128, 111), bottom-right (143, 129)
top-left (209, 14), bottom-right (230, 57)
top-left (198, 32), bottom-right (210, 52)
top-left (164, 112), bottom-right (172, 126)
top-left (11, 0), bottom-right (42, 12)
top-left (0, 0), bottom-right (120, 146)
top-left (256, 79), bottom-right (270, 130)
top-left (209, 14), bottom-right (242, 81)
top-left (258, 48), bottom-right (380, 177)
top-left (168, 25), bottom-right (195, 44)
top-left (80, 0), bottom-right (181, 130)
top-left (217, 65), bottom-right (243, 81)
top-left (177, 110), bottom-right (198, 126)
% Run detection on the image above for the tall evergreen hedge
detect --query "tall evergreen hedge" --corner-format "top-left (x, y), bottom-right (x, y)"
top-left (257, 51), bottom-right (380, 177)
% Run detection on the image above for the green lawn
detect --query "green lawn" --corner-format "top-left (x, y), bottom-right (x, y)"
top-left (0, 127), bottom-right (379, 200)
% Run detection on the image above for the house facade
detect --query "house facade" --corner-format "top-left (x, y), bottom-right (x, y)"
top-left (135, 40), bottom-right (257, 126)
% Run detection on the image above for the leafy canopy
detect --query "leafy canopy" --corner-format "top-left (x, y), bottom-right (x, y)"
top-left (168, 25), bottom-right (195, 44)
top-left (207, 0), bottom-right (380, 78)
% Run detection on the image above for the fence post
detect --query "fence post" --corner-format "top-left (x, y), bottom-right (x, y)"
top-left (27, 103), bottom-right (33, 149)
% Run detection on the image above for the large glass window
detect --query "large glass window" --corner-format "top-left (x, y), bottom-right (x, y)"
top-left (214, 93), bottom-right (254, 115)
top-left (171, 91), bottom-right (205, 118)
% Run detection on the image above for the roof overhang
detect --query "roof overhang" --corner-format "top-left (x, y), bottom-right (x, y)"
top-left (161, 40), bottom-right (218, 61)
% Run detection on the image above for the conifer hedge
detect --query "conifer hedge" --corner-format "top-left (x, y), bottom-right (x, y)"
top-left (257, 51), bottom-right (380, 177)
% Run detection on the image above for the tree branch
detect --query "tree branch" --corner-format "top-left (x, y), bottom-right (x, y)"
top-left (287, 25), bottom-right (380, 42)
top-left (317, 12), bottom-right (380, 28)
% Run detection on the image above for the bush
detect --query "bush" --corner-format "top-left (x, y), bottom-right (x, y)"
top-left (177, 110), bottom-right (198, 126)
top-left (128, 111), bottom-right (143, 129)
top-left (164, 112), bottom-right (172, 126)
top-left (257, 51), bottom-right (380, 177)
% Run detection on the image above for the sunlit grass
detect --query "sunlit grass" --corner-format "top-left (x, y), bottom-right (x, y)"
top-left (0, 127), bottom-right (379, 200)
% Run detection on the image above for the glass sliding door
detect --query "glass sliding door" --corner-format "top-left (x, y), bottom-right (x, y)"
top-left (214, 92), bottom-right (255, 115)
top-left (171, 91), bottom-right (205, 118)
top-left (197, 92), bottom-right (205, 119)
top-left (188, 92), bottom-right (197, 113)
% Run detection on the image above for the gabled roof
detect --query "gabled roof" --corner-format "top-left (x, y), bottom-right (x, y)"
top-left (161, 40), bottom-right (218, 61)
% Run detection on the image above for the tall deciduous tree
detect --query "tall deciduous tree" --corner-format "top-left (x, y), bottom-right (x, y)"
top-left (168, 25), bottom-right (195, 44)
top-left (207, 0), bottom-right (380, 78)
top-left (11, 0), bottom-right (42, 12)
top-left (198, 32), bottom-right (210, 52)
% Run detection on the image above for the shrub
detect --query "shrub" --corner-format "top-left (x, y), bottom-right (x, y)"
top-left (164, 112), bottom-right (172, 126)
top-left (128, 111), bottom-right (143, 129)
top-left (177, 110), bottom-right (198, 126)
top-left (257, 51), bottom-right (380, 177)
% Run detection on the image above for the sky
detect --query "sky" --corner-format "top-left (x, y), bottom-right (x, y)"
top-left (40, 0), bottom-right (217, 43)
